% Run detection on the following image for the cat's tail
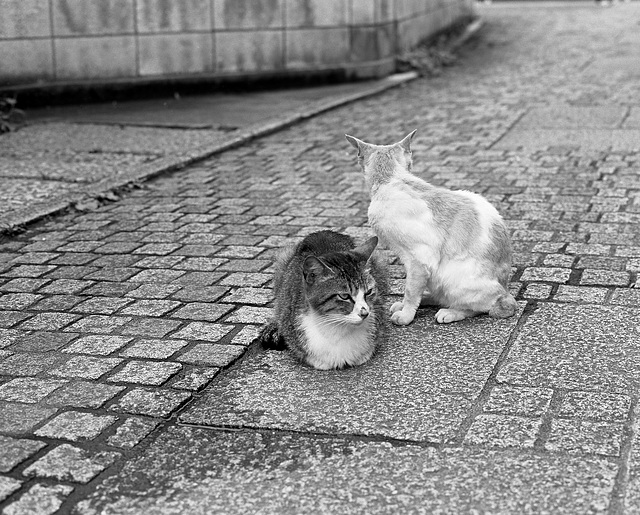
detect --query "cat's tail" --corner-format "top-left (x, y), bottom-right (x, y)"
top-left (257, 322), bottom-right (287, 350)
top-left (489, 293), bottom-right (517, 318)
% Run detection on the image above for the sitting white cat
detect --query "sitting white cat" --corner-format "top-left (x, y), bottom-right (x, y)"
top-left (346, 130), bottom-right (517, 325)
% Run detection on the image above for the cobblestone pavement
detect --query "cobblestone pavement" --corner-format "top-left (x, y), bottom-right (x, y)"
top-left (1, 3), bottom-right (640, 514)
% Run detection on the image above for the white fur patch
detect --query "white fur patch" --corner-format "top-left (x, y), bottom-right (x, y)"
top-left (298, 310), bottom-right (375, 370)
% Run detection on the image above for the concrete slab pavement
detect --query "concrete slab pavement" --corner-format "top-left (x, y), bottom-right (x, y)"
top-left (1, 2), bottom-right (640, 514)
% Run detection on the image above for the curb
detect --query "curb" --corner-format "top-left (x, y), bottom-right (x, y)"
top-left (0, 17), bottom-right (484, 236)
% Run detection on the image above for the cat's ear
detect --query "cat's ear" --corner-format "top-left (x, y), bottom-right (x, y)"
top-left (354, 236), bottom-right (378, 262)
top-left (398, 130), bottom-right (417, 152)
top-left (303, 256), bottom-right (328, 285)
top-left (345, 134), bottom-right (366, 157)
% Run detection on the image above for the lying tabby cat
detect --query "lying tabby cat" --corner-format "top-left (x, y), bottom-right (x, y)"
top-left (346, 130), bottom-right (517, 326)
top-left (259, 230), bottom-right (387, 370)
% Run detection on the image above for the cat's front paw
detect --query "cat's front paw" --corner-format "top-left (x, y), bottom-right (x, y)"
top-left (390, 302), bottom-right (404, 314)
top-left (391, 309), bottom-right (415, 326)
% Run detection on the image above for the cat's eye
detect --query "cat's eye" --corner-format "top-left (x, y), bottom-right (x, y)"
top-left (365, 288), bottom-right (374, 296)
top-left (337, 293), bottom-right (351, 301)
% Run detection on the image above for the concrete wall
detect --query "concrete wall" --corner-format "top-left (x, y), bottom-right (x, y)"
top-left (0, 0), bottom-right (475, 90)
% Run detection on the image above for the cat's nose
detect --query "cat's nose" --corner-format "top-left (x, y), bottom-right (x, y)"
top-left (358, 307), bottom-right (369, 319)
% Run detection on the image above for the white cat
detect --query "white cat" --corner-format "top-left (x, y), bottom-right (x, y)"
top-left (346, 130), bottom-right (517, 325)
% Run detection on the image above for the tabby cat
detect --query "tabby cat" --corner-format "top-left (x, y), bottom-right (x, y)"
top-left (259, 230), bottom-right (387, 370)
top-left (346, 130), bottom-right (516, 326)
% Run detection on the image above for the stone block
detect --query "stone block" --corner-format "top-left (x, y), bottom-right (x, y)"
top-left (54, 36), bottom-right (137, 80)
top-left (0, 436), bottom-right (46, 473)
top-left (0, 378), bottom-right (68, 404)
top-left (558, 391), bottom-right (631, 421)
top-left (484, 385), bottom-right (553, 417)
top-left (285, 28), bottom-right (350, 69)
top-left (139, 34), bottom-right (214, 76)
top-left (52, 0), bottom-right (134, 35)
top-left (546, 419), bottom-right (624, 457)
top-left (107, 360), bottom-right (182, 386)
top-left (0, 0), bottom-right (51, 37)
top-left (63, 335), bottom-right (132, 355)
top-left (0, 402), bottom-right (57, 435)
top-left (213, 0), bottom-right (284, 30)
top-left (35, 411), bottom-right (117, 441)
top-left (464, 414), bottom-right (541, 449)
top-left (136, 0), bottom-right (211, 32)
top-left (23, 444), bottom-right (119, 483)
top-left (214, 30), bottom-right (284, 73)
top-left (285, 0), bottom-right (348, 27)
top-left (107, 417), bottom-right (159, 449)
top-left (108, 388), bottom-right (190, 417)
top-left (177, 343), bottom-right (245, 367)
top-left (44, 381), bottom-right (125, 409)
top-left (2, 484), bottom-right (73, 515)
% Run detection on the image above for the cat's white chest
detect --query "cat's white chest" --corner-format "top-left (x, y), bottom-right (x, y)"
top-left (298, 313), bottom-right (374, 370)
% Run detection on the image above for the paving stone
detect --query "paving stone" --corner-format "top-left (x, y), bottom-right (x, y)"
top-left (3, 484), bottom-right (74, 515)
top-left (554, 285), bottom-right (608, 303)
top-left (0, 328), bottom-right (23, 348)
top-left (171, 367), bottom-right (219, 391)
top-left (498, 304), bottom-right (640, 393)
top-left (0, 436), bottom-right (47, 473)
top-left (170, 322), bottom-right (233, 342)
top-left (120, 318), bottom-right (182, 337)
top-left (125, 284), bottom-right (182, 299)
top-left (0, 311), bottom-right (32, 328)
top-left (464, 414), bottom-right (541, 449)
top-left (108, 361), bottom-right (182, 386)
top-left (0, 293), bottom-right (42, 310)
top-left (10, 331), bottom-right (78, 352)
top-left (220, 272), bottom-right (271, 287)
top-left (0, 476), bottom-right (22, 503)
top-left (64, 315), bottom-right (132, 334)
top-left (230, 326), bottom-right (262, 346)
top-left (182, 306), bottom-right (523, 442)
top-left (119, 339), bottom-right (187, 359)
top-left (23, 444), bottom-right (119, 484)
top-left (520, 267), bottom-right (571, 283)
top-left (63, 335), bottom-right (132, 356)
top-left (119, 300), bottom-right (181, 317)
top-left (522, 283), bottom-right (553, 300)
top-left (170, 302), bottom-right (234, 322)
top-left (49, 356), bottom-right (123, 380)
top-left (109, 388), bottom-right (190, 418)
top-left (35, 411), bottom-right (117, 441)
top-left (18, 313), bottom-right (80, 331)
top-left (128, 269), bottom-right (185, 283)
top-left (0, 402), bottom-right (57, 435)
top-left (170, 286), bottom-right (229, 304)
top-left (0, 278), bottom-right (50, 292)
top-left (609, 288), bottom-right (640, 306)
top-left (71, 297), bottom-right (133, 314)
top-left (177, 344), bottom-right (245, 368)
top-left (44, 381), bottom-right (125, 409)
top-left (74, 426), bottom-right (618, 515)
top-left (558, 392), bottom-right (631, 421)
top-left (484, 385), bottom-right (553, 417)
top-left (545, 419), bottom-right (624, 457)
top-left (224, 306), bottom-right (273, 324)
top-left (0, 378), bottom-right (68, 404)
top-left (0, 353), bottom-right (66, 376)
top-left (107, 417), bottom-right (160, 449)
top-left (580, 269), bottom-right (630, 286)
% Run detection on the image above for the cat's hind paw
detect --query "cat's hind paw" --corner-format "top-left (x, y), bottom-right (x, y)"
top-left (436, 308), bottom-right (474, 324)
top-left (391, 309), bottom-right (415, 326)
top-left (390, 301), bottom-right (404, 314)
